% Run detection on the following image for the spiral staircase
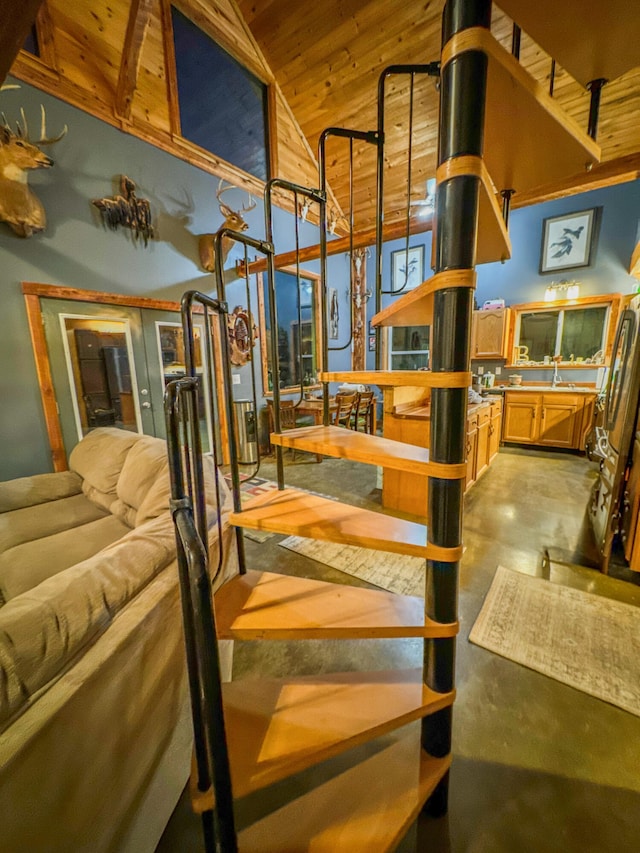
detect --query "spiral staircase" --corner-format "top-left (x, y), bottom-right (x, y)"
top-left (165, 1), bottom-right (634, 849)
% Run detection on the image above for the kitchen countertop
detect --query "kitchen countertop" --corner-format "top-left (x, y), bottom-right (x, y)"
top-left (488, 385), bottom-right (598, 395)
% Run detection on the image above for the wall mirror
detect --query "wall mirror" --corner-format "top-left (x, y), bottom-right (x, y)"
top-left (510, 294), bottom-right (621, 366)
top-left (256, 267), bottom-right (321, 392)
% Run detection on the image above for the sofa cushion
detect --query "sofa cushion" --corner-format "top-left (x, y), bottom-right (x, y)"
top-left (0, 515), bottom-right (131, 602)
top-left (112, 436), bottom-right (169, 527)
top-left (0, 471), bottom-right (82, 514)
top-left (69, 428), bottom-right (141, 498)
top-left (0, 512), bottom-right (178, 729)
top-left (0, 494), bottom-right (109, 556)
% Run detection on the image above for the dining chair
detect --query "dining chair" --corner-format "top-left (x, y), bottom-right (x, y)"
top-left (351, 390), bottom-right (375, 433)
top-left (332, 393), bottom-right (357, 429)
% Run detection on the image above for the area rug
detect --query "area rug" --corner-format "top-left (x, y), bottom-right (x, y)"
top-left (278, 536), bottom-right (426, 596)
top-left (224, 475), bottom-right (278, 543)
top-left (470, 565), bottom-right (640, 717)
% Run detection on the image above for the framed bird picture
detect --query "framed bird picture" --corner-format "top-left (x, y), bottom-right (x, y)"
top-left (539, 207), bottom-right (601, 274)
top-left (391, 245), bottom-right (425, 291)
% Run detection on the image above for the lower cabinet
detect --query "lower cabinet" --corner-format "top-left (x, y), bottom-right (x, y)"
top-left (382, 398), bottom-right (503, 517)
top-left (502, 391), bottom-right (595, 450)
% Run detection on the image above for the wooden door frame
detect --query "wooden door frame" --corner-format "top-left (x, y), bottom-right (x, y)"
top-left (22, 282), bottom-right (228, 471)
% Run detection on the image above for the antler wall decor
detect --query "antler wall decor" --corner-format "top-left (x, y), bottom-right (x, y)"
top-left (0, 85), bottom-right (68, 237)
top-left (92, 175), bottom-right (154, 245)
top-left (199, 179), bottom-right (256, 272)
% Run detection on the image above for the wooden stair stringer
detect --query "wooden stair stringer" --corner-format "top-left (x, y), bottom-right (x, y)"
top-left (191, 670), bottom-right (454, 811)
top-left (229, 488), bottom-right (464, 562)
top-left (236, 724), bottom-right (451, 852)
top-left (269, 424), bottom-right (466, 479)
top-left (214, 570), bottom-right (458, 640)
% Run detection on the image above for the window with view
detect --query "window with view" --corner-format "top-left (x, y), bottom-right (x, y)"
top-left (517, 305), bottom-right (608, 363)
top-left (171, 7), bottom-right (269, 181)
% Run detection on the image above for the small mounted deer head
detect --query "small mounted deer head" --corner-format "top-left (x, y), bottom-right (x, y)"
top-left (0, 99), bottom-right (67, 237)
top-left (198, 179), bottom-right (256, 272)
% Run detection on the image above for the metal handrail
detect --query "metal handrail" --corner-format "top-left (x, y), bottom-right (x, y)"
top-left (264, 179), bottom-right (325, 479)
top-left (165, 377), bottom-right (237, 852)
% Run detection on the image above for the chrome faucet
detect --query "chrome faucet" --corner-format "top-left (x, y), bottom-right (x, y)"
top-left (552, 360), bottom-right (562, 388)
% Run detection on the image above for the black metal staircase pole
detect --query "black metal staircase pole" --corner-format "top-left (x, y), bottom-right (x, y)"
top-left (422, 0), bottom-right (491, 816)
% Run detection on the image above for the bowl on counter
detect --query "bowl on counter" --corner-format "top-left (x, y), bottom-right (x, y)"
top-left (508, 374), bottom-right (522, 386)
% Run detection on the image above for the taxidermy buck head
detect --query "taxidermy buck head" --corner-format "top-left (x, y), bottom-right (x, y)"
top-left (198, 179), bottom-right (256, 272)
top-left (0, 102), bottom-right (67, 237)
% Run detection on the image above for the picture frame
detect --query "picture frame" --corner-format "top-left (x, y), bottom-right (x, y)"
top-left (329, 287), bottom-right (339, 339)
top-left (368, 335), bottom-right (376, 351)
top-left (539, 208), bottom-right (601, 274)
top-left (391, 245), bottom-right (424, 292)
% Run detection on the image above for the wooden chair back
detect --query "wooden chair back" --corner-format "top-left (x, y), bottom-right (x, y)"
top-left (352, 390), bottom-right (375, 433)
top-left (333, 393), bottom-right (357, 428)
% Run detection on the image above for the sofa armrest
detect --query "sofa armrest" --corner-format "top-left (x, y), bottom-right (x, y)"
top-left (0, 471), bottom-right (83, 514)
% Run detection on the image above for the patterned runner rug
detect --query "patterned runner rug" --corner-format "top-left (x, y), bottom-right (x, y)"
top-left (278, 536), bottom-right (425, 596)
top-left (470, 565), bottom-right (640, 716)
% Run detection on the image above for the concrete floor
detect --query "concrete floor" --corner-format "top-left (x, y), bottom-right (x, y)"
top-left (156, 446), bottom-right (640, 852)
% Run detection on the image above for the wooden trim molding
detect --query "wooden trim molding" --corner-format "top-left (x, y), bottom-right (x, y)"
top-left (23, 293), bottom-right (67, 472)
top-left (34, 1), bottom-right (57, 71)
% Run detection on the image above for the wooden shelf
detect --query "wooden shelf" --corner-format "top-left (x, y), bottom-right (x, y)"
top-left (192, 670), bottom-right (454, 810)
top-left (230, 488), bottom-right (463, 562)
top-left (318, 370), bottom-right (471, 388)
top-left (214, 571), bottom-right (458, 640)
top-left (497, 0), bottom-right (640, 87)
top-left (442, 27), bottom-right (600, 194)
top-left (237, 725), bottom-right (451, 852)
top-left (270, 425), bottom-right (466, 479)
top-left (436, 156), bottom-right (512, 265)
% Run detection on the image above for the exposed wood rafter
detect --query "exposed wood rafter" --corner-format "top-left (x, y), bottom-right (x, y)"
top-left (0, 0), bottom-right (44, 84)
top-left (115, 0), bottom-right (155, 120)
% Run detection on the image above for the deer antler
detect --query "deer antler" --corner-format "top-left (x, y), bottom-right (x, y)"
top-left (216, 178), bottom-right (255, 213)
top-left (37, 104), bottom-right (67, 145)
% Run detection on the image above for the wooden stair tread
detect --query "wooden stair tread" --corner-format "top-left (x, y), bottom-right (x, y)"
top-left (371, 274), bottom-right (449, 328)
top-left (237, 725), bottom-right (451, 852)
top-left (497, 0), bottom-right (640, 87)
top-left (318, 369), bottom-right (470, 387)
top-left (442, 27), bottom-right (600, 194)
top-left (214, 570), bottom-right (458, 640)
top-left (229, 488), bottom-right (463, 562)
top-left (270, 425), bottom-right (466, 479)
top-left (192, 670), bottom-right (454, 809)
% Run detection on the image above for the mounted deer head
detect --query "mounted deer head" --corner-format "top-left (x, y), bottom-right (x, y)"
top-left (198, 179), bottom-right (256, 272)
top-left (0, 98), bottom-right (67, 237)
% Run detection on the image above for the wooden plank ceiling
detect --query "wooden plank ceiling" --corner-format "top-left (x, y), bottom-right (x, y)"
top-left (5, 0), bottom-right (640, 231)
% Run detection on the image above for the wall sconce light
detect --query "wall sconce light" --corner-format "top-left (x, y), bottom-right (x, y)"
top-left (544, 280), bottom-right (580, 302)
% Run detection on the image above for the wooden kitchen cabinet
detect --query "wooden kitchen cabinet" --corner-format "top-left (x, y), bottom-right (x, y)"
top-left (471, 308), bottom-right (510, 359)
top-left (475, 406), bottom-right (491, 481)
top-left (488, 397), bottom-right (502, 462)
top-left (538, 395), bottom-right (581, 448)
top-left (502, 392), bottom-right (540, 444)
top-left (465, 414), bottom-right (478, 491)
top-left (503, 390), bottom-right (595, 450)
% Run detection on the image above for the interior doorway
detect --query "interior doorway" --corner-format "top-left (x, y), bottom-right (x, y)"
top-left (24, 284), bottom-right (223, 470)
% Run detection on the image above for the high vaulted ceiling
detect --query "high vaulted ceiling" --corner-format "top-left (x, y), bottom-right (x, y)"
top-left (5, 0), bottom-right (640, 235)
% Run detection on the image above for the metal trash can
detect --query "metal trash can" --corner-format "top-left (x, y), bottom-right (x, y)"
top-left (234, 399), bottom-right (258, 464)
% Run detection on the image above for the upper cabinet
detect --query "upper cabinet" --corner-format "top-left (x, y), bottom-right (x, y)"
top-left (471, 308), bottom-right (510, 360)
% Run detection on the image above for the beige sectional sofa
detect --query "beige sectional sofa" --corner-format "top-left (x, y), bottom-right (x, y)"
top-left (0, 427), bottom-right (236, 853)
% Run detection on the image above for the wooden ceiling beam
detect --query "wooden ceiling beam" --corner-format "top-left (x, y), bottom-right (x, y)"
top-left (0, 0), bottom-right (44, 84)
top-left (512, 153), bottom-right (640, 209)
top-left (243, 215), bottom-right (433, 275)
top-left (115, 0), bottom-right (154, 120)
